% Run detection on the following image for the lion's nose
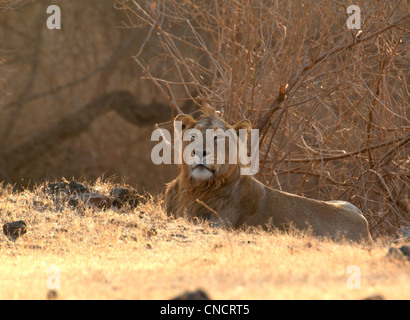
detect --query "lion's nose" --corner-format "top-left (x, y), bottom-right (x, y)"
top-left (193, 149), bottom-right (209, 158)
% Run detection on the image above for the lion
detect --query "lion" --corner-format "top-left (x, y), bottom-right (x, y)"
top-left (165, 107), bottom-right (372, 243)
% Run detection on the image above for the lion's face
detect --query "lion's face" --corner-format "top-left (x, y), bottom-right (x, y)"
top-left (174, 110), bottom-right (250, 184)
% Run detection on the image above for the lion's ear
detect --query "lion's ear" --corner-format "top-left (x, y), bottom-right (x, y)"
top-left (174, 114), bottom-right (197, 130)
top-left (233, 119), bottom-right (251, 134)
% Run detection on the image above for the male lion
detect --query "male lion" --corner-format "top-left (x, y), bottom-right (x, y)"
top-left (165, 107), bottom-right (372, 243)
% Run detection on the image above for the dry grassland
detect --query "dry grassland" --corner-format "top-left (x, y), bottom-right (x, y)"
top-left (0, 181), bottom-right (409, 300)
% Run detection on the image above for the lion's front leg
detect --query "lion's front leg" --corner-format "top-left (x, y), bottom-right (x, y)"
top-left (206, 215), bottom-right (228, 229)
top-left (206, 209), bottom-right (238, 229)
top-left (164, 179), bottom-right (181, 218)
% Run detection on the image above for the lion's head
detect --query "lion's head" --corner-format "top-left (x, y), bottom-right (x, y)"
top-left (165, 107), bottom-right (372, 243)
top-left (174, 106), bottom-right (251, 186)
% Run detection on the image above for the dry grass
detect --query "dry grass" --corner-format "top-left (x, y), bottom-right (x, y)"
top-left (119, 0), bottom-right (410, 237)
top-left (1, 0), bottom-right (408, 237)
top-left (0, 180), bottom-right (409, 300)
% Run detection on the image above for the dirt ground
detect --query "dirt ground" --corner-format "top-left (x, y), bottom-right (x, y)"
top-left (0, 182), bottom-right (409, 300)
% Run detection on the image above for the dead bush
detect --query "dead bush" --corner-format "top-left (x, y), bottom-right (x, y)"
top-left (118, 0), bottom-right (409, 237)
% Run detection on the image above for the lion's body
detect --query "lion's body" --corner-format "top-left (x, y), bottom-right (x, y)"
top-left (165, 108), bottom-right (372, 243)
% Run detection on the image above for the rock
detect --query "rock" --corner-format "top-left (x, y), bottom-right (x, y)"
top-left (396, 226), bottom-right (410, 242)
top-left (145, 227), bottom-right (157, 238)
top-left (3, 220), bottom-right (27, 241)
top-left (45, 181), bottom-right (114, 209)
top-left (110, 187), bottom-right (145, 209)
top-left (399, 245), bottom-right (410, 260)
top-left (46, 182), bottom-right (69, 194)
top-left (46, 289), bottom-right (58, 300)
top-left (172, 289), bottom-right (211, 300)
top-left (68, 181), bottom-right (91, 193)
top-left (386, 247), bottom-right (407, 262)
top-left (68, 193), bottom-right (113, 209)
top-left (363, 294), bottom-right (385, 300)
top-left (46, 180), bottom-right (93, 195)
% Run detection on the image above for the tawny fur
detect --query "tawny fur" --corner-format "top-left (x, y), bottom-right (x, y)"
top-left (165, 108), bottom-right (372, 243)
